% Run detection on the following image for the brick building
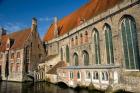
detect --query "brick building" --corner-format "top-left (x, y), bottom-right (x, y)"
top-left (0, 18), bottom-right (45, 82)
top-left (43, 0), bottom-right (140, 92)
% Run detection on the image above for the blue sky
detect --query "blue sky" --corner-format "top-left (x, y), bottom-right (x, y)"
top-left (0, 0), bottom-right (89, 38)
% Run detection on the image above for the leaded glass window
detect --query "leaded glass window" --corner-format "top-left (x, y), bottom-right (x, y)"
top-left (93, 29), bottom-right (101, 64)
top-left (121, 16), bottom-right (139, 69)
top-left (104, 24), bottom-right (114, 64)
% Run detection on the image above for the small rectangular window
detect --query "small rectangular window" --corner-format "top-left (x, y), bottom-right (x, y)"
top-left (17, 52), bottom-right (20, 58)
top-left (11, 53), bottom-right (14, 59)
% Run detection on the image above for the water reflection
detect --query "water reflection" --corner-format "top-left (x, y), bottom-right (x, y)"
top-left (0, 82), bottom-right (101, 93)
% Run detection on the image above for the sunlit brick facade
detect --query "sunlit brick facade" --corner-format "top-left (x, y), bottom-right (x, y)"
top-left (43, 0), bottom-right (140, 92)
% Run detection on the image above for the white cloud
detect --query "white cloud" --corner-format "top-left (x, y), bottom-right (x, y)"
top-left (39, 17), bottom-right (53, 22)
top-left (4, 22), bottom-right (28, 33)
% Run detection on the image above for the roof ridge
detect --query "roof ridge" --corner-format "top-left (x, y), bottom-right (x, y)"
top-left (8, 28), bottom-right (31, 36)
top-left (44, 0), bottom-right (122, 41)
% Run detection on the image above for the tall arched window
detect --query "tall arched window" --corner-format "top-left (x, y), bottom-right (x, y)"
top-left (121, 16), bottom-right (139, 69)
top-left (66, 45), bottom-right (70, 63)
top-left (73, 53), bottom-right (78, 66)
top-left (83, 50), bottom-right (89, 66)
top-left (93, 29), bottom-right (101, 64)
top-left (104, 24), bottom-right (114, 64)
top-left (61, 48), bottom-right (63, 61)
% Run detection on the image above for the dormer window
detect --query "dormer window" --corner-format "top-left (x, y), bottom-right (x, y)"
top-left (6, 38), bottom-right (15, 50)
top-left (77, 17), bottom-right (85, 25)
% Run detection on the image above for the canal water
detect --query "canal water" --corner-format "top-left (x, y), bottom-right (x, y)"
top-left (0, 82), bottom-right (130, 93)
top-left (0, 82), bottom-right (103, 93)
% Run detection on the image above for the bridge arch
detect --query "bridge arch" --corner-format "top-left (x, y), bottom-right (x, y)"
top-left (56, 81), bottom-right (69, 88)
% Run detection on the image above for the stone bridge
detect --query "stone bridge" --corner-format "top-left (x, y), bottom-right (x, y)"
top-left (57, 75), bottom-right (77, 88)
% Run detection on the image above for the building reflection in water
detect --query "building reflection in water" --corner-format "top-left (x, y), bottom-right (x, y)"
top-left (0, 82), bottom-right (101, 93)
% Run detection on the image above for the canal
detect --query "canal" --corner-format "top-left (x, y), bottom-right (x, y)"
top-left (0, 82), bottom-right (130, 93)
top-left (0, 81), bottom-right (102, 93)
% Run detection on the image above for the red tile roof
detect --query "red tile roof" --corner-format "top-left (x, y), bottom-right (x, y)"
top-left (9, 28), bottom-right (31, 49)
top-left (0, 28), bottom-right (31, 52)
top-left (43, 0), bottom-right (122, 41)
top-left (0, 35), bottom-right (8, 52)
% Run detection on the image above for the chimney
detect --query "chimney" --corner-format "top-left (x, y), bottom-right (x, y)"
top-left (0, 27), bottom-right (6, 40)
top-left (54, 17), bottom-right (58, 38)
top-left (0, 27), bottom-right (6, 36)
top-left (31, 17), bottom-right (37, 32)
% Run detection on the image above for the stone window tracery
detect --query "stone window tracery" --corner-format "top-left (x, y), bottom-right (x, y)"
top-left (121, 16), bottom-right (140, 69)
top-left (104, 24), bottom-right (114, 64)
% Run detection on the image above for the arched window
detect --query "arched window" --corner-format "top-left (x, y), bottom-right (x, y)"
top-left (66, 45), bottom-right (70, 63)
top-left (83, 50), bottom-right (89, 66)
top-left (105, 72), bottom-right (109, 80)
top-left (73, 53), bottom-right (79, 66)
top-left (86, 71), bottom-right (91, 79)
top-left (80, 33), bottom-right (83, 44)
top-left (93, 71), bottom-right (99, 80)
top-left (70, 71), bottom-right (74, 79)
top-left (85, 31), bottom-right (88, 42)
top-left (93, 29), bottom-right (101, 64)
top-left (75, 36), bottom-right (78, 45)
top-left (104, 24), bottom-right (114, 64)
top-left (102, 72), bottom-right (105, 80)
top-left (102, 72), bottom-right (109, 81)
top-left (16, 63), bottom-right (20, 72)
top-left (121, 16), bottom-right (139, 69)
top-left (60, 48), bottom-right (63, 61)
top-left (71, 38), bottom-right (74, 46)
top-left (77, 71), bottom-right (81, 79)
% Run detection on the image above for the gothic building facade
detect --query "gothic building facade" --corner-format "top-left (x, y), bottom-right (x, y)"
top-left (0, 18), bottom-right (45, 82)
top-left (43, 0), bottom-right (140, 92)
